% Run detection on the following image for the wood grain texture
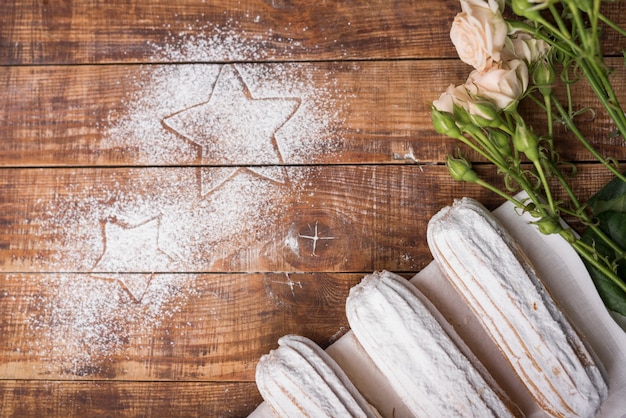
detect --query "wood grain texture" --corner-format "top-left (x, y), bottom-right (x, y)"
top-left (0, 0), bottom-right (456, 65)
top-left (0, 165), bottom-right (443, 273)
top-left (1, 1), bottom-right (623, 65)
top-left (1, 0), bottom-right (626, 416)
top-left (0, 380), bottom-right (261, 417)
top-left (0, 272), bottom-right (362, 381)
top-left (1, 59), bottom-right (625, 167)
top-left (0, 164), bottom-right (616, 274)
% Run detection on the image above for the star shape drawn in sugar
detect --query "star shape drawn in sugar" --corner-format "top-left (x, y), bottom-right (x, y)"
top-left (91, 217), bottom-right (175, 302)
top-left (162, 64), bottom-right (301, 195)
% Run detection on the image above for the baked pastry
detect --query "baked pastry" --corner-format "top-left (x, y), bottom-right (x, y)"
top-left (427, 197), bottom-right (608, 417)
top-left (346, 270), bottom-right (522, 417)
top-left (255, 334), bottom-right (380, 418)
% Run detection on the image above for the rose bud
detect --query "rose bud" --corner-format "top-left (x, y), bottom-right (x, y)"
top-left (511, 0), bottom-right (543, 20)
top-left (447, 155), bottom-right (479, 183)
top-left (513, 122), bottom-right (540, 162)
top-left (489, 129), bottom-right (512, 157)
top-left (431, 107), bottom-right (463, 138)
top-left (533, 216), bottom-right (564, 235)
top-left (533, 59), bottom-right (556, 96)
top-left (469, 101), bottom-right (502, 127)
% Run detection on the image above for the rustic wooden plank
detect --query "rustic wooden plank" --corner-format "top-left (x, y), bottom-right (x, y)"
top-left (1, 59), bottom-right (625, 167)
top-left (0, 272), bottom-right (361, 381)
top-left (0, 165), bottom-right (489, 274)
top-left (0, 0), bottom-right (456, 65)
top-left (0, 164), bottom-right (617, 275)
top-left (1, 1), bottom-right (624, 65)
top-left (0, 380), bottom-right (261, 417)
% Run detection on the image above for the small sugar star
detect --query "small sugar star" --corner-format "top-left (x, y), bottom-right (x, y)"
top-left (91, 217), bottom-right (174, 302)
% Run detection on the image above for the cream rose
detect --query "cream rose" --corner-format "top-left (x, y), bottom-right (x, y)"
top-left (504, 30), bottom-right (551, 63)
top-left (433, 83), bottom-right (494, 120)
top-left (450, 0), bottom-right (508, 71)
top-left (432, 85), bottom-right (459, 114)
top-left (466, 59), bottom-right (529, 110)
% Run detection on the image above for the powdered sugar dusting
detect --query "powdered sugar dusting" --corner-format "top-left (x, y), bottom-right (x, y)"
top-left (26, 20), bottom-right (349, 376)
top-left (23, 273), bottom-right (192, 376)
top-left (149, 19), bottom-right (308, 63)
top-left (102, 62), bottom-right (346, 165)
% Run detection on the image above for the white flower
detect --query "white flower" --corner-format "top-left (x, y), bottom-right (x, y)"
top-left (433, 83), bottom-right (494, 120)
top-left (433, 84), bottom-right (468, 114)
top-left (504, 30), bottom-right (551, 64)
top-left (466, 59), bottom-right (529, 110)
top-left (450, 0), bottom-right (508, 71)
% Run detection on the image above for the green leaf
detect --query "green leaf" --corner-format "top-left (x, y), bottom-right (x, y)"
top-left (585, 264), bottom-right (626, 316)
top-left (587, 173), bottom-right (626, 215)
top-left (581, 225), bottom-right (626, 316)
top-left (581, 173), bottom-right (626, 317)
top-left (603, 211), bottom-right (626, 250)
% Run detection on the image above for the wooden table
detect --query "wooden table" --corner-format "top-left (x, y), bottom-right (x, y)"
top-left (1, 1), bottom-right (624, 416)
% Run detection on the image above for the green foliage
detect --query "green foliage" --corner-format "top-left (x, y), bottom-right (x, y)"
top-left (582, 175), bottom-right (626, 316)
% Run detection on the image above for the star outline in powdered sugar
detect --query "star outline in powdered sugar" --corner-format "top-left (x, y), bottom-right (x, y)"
top-left (90, 216), bottom-right (177, 303)
top-left (161, 64), bottom-right (301, 196)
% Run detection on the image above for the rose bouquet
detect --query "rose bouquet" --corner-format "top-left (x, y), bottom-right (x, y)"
top-left (431, 0), bottom-right (626, 325)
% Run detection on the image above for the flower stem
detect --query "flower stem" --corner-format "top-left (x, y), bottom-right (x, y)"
top-left (523, 6), bottom-right (626, 141)
top-left (455, 130), bottom-right (508, 172)
top-left (465, 125), bottom-right (508, 167)
top-left (546, 159), bottom-right (626, 257)
top-left (548, 4), bottom-right (571, 41)
top-left (574, 53), bottom-right (626, 144)
top-left (543, 93), bottom-right (554, 138)
top-left (598, 13), bottom-right (626, 37)
top-left (551, 96), bottom-right (626, 184)
top-left (591, 0), bottom-right (601, 52)
top-left (571, 239), bottom-right (626, 294)
top-left (533, 157), bottom-right (556, 214)
top-left (535, 16), bottom-right (583, 56)
top-left (475, 178), bottom-right (519, 204)
top-left (564, 2), bottom-right (593, 53)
